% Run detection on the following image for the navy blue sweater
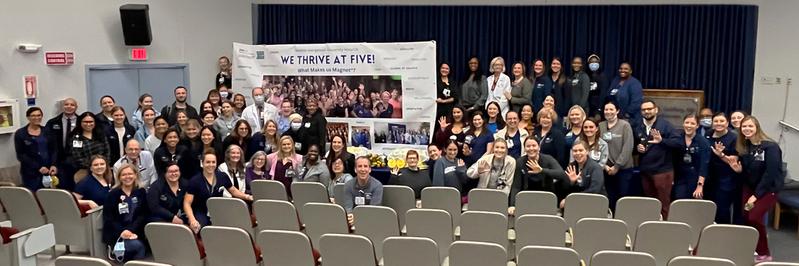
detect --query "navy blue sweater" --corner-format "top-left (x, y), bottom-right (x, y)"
top-left (633, 117), bottom-right (676, 175)
top-left (740, 141), bottom-right (784, 198)
top-left (705, 131), bottom-right (740, 189)
top-left (664, 131), bottom-right (711, 185)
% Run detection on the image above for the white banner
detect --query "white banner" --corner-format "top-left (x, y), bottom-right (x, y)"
top-left (232, 41), bottom-right (437, 154)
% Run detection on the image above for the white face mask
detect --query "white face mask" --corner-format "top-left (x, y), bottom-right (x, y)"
top-left (589, 63), bottom-right (600, 72)
top-left (291, 122), bottom-right (302, 130)
top-left (700, 118), bottom-right (712, 128)
top-left (220, 91), bottom-right (229, 98)
top-left (254, 95), bottom-right (265, 104)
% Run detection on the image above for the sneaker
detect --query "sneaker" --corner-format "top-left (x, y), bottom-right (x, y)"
top-left (755, 255), bottom-right (773, 263)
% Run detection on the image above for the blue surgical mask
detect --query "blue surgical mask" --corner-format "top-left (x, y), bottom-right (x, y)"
top-left (700, 118), bottom-right (712, 128)
top-left (219, 91), bottom-right (229, 98)
top-left (589, 63), bottom-right (600, 72)
top-left (254, 95), bottom-right (265, 104)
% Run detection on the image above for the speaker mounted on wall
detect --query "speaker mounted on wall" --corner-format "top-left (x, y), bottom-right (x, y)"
top-left (120, 4), bottom-right (152, 46)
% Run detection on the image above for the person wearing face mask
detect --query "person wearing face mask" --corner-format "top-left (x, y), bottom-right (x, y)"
top-left (282, 113), bottom-right (306, 153)
top-left (698, 107), bottom-right (714, 137)
top-left (218, 85), bottom-right (233, 101)
top-left (242, 87), bottom-right (279, 136)
top-left (467, 138), bottom-right (516, 195)
top-left (301, 99), bottom-right (328, 155)
top-left (633, 99), bottom-right (676, 218)
top-left (560, 141), bottom-right (606, 207)
top-left (161, 86), bottom-right (199, 126)
top-left (607, 63), bottom-right (643, 121)
top-left (705, 112), bottom-right (742, 224)
top-left (663, 114), bottom-right (710, 200)
top-left (567, 57), bottom-right (591, 113)
top-left (509, 137), bottom-right (567, 212)
top-left (389, 150), bottom-right (431, 199)
top-left (586, 54), bottom-right (609, 119)
top-left (530, 59), bottom-right (553, 113)
top-left (482, 57), bottom-right (512, 118)
top-left (461, 57), bottom-right (488, 111)
top-left (215, 56), bottom-right (232, 89)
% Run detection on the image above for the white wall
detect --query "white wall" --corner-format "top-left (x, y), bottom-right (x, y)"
top-left (2, 0), bottom-right (798, 180)
top-left (0, 0), bottom-right (252, 173)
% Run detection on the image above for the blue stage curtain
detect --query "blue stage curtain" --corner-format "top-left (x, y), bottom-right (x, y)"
top-left (257, 5), bottom-right (757, 114)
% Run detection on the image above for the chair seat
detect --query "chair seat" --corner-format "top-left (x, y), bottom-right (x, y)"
top-left (778, 190), bottom-right (799, 208)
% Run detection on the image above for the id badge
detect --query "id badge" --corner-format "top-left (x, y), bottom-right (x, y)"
top-left (590, 82), bottom-right (598, 91)
top-left (571, 79), bottom-right (579, 86)
top-left (506, 139), bottom-right (514, 149)
top-left (304, 122), bottom-right (311, 128)
top-left (118, 202), bottom-right (129, 214)
top-left (754, 150), bottom-right (765, 161)
top-left (294, 142), bottom-right (302, 150)
top-left (355, 196), bottom-right (366, 205)
top-left (72, 140), bottom-right (83, 148)
top-left (602, 132), bottom-right (613, 141)
top-left (683, 153), bottom-right (692, 164)
top-left (464, 135), bottom-right (474, 145)
top-left (610, 88), bottom-right (619, 95)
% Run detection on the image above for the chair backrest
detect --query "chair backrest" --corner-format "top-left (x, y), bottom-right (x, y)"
top-left (145, 222), bottom-right (204, 266)
top-left (448, 241), bottom-right (507, 266)
top-left (207, 197), bottom-right (253, 235)
top-left (292, 182), bottom-right (330, 220)
top-left (300, 202), bottom-right (349, 248)
top-left (634, 221), bottom-right (692, 266)
top-left (124, 261), bottom-right (172, 266)
top-left (515, 191), bottom-right (559, 216)
top-left (251, 179), bottom-right (288, 201)
top-left (200, 226), bottom-right (259, 266)
top-left (257, 230), bottom-right (316, 266)
top-left (615, 196), bottom-right (661, 244)
top-left (591, 250), bottom-right (656, 266)
top-left (35, 189), bottom-right (85, 244)
top-left (405, 208), bottom-right (453, 264)
top-left (333, 183), bottom-right (346, 206)
top-left (459, 211), bottom-right (509, 255)
top-left (353, 205), bottom-right (400, 260)
top-left (668, 256), bottom-right (735, 266)
top-left (55, 255), bottom-right (112, 266)
top-left (382, 185), bottom-right (415, 229)
top-left (573, 218), bottom-right (628, 266)
top-left (0, 186), bottom-right (45, 231)
top-left (755, 263), bottom-right (799, 266)
top-left (253, 199), bottom-right (300, 231)
top-left (563, 193), bottom-right (609, 229)
top-left (382, 236), bottom-right (440, 266)
top-left (319, 233), bottom-right (376, 266)
top-left (421, 187), bottom-right (462, 227)
top-left (467, 189), bottom-right (508, 215)
top-left (515, 214), bottom-right (567, 254)
top-left (696, 224), bottom-right (758, 266)
top-left (668, 199), bottom-right (716, 247)
top-left (517, 246), bottom-right (580, 266)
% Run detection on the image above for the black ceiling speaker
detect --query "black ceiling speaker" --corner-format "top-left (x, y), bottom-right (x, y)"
top-left (120, 4), bottom-right (152, 46)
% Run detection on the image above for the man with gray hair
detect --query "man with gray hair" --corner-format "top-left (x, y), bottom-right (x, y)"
top-left (114, 139), bottom-right (157, 189)
top-left (242, 87), bottom-right (278, 135)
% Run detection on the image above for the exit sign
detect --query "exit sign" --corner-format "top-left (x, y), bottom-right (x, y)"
top-left (129, 48), bottom-right (148, 61)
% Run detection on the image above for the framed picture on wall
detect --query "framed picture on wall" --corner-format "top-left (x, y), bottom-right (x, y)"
top-left (0, 99), bottom-right (20, 134)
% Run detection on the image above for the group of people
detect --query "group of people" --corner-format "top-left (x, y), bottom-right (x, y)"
top-left (427, 55), bottom-right (783, 262)
top-left (261, 75), bottom-right (403, 119)
top-left (11, 54), bottom-right (784, 263)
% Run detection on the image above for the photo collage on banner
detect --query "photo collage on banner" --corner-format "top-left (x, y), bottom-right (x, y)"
top-left (232, 41), bottom-right (437, 155)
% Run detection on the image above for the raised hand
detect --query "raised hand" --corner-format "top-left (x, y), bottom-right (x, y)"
top-left (565, 165), bottom-right (580, 183)
top-left (526, 159), bottom-right (542, 174)
top-left (648, 129), bottom-right (662, 144)
top-left (438, 116), bottom-right (450, 130)
top-left (711, 141), bottom-right (726, 157)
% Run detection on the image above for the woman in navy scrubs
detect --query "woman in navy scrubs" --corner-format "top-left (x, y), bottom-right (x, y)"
top-left (729, 116), bottom-right (784, 263)
top-left (534, 107), bottom-right (567, 167)
top-left (463, 111), bottom-right (494, 167)
top-left (103, 164), bottom-right (148, 262)
top-left (183, 151), bottom-right (253, 233)
top-left (147, 163), bottom-right (187, 224)
top-left (664, 114), bottom-right (710, 200)
top-left (74, 155), bottom-right (114, 208)
top-left (705, 112), bottom-right (742, 224)
top-left (14, 107), bottom-right (57, 191)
